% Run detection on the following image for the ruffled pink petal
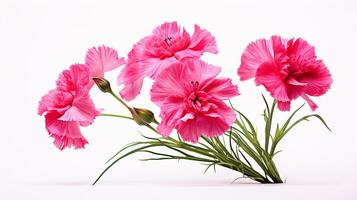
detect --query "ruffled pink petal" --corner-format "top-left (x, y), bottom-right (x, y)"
top-left (143, 57), bottom-right (179, 79)
top-left (119, 78), bottom-right (144, 101)
top-left (286, 77), bottom-right (306, 101)
top-left (159, 24), bottom-right (218, 60)
top-left (153, 21), bottom-right (180, 36)
top-left (157, 96), bottom-right (186, 137)
top-left (210, 100), bottom-right (237, 126)
top-left (56, 64), bottom-right (91, 94)
top-left (80, 108), bottom-right (102, 127)
top-left (198, 100), bottom-right (236, 138)
top-left (176, 117), bottom-right (201, 143)
top-left (196, 115), bottom-right (230, 138)
top-left (270, 35), bottom-right (287, 56)
top-left (85, 46), bottom-right (125, 78)
top-left (255, 62), bottom-right (289, 102)
top-left (286, 38), bottom-right (316, 62)
top-left (183, 59), bottom-right (221, 85)
top-left (287, 77), bottom-right (307, 86)
top-left (166, 28), bottom-right (191, 54)
top-left (174, 49), bottom-right (202, 60)
top-left (52, 133), bottom-right (88, 150)
top-left (299, 61), bottom-right (333, 97)
top-left (201, 78), bottom-right (239, 100)
top-left (160, 96), bottom-right (185, 125)
top-left (45, 112), bottom-right (88, 150)
top-left (301, 94), bottom-right (318, 111)
top-left (59, 95), bottom-right (99, 124)
top-left (118, 49), bottom-right (178, 101)
top-left (117, 58), bottom-right (145, 101)
top-left (286, 84), bottom-right (305, 101)
top-left (179, 112), bottom-right (195, 122)
top-left (157, 121), bottom-right (175, 138)
top-left (187, 24), bottom-right (218, 54)
top-left (277, 101), bottom-right (291, 111)
top-left (150, 62), bottom-right (189, 106)
top-left (238, 38), bottom-right (274, 80)
top-left (38, 90), bottom-right (73, 115)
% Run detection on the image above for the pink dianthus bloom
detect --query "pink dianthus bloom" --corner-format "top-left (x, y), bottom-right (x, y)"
top-left (118, 21), bottom-right (218, 100)
top-left (150, 59), bottom-right (239, 143)
top-left (238, 36), bottom-right (333, 111)
top-left (38, 64), bottom-right (100, 150)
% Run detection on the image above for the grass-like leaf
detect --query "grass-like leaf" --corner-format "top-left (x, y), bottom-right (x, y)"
top-left (96, 97), bottom-right (331, 185)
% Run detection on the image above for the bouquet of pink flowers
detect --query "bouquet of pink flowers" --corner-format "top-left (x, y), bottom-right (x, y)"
top-left (38, 21), bottom-right (332, 184)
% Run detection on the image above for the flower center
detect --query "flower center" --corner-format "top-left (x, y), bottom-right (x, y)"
top-left (275, 54), bottom-right (292, 80)
top-left (54, 91), bottom-right (74, 111)
top-left (190, 80), bottom-right (199, 89)
top-left (183, 80), bottom-right (209, 112)
top-left (189, 80), bottom-right (200, 104)
top-left (164, 36), bottom-right (173, 46)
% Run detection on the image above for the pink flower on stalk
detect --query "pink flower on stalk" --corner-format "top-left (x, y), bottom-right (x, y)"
top-left (238, 36), bottom-right (333, 111)
top-left (38, 64), bottom-right (100, 150)
top-left (118, 21), bottom-right (218, 101)
top-left (150, 59), bottom-right (239, 143)
top-left (85, 45), bottom-right (125, 78)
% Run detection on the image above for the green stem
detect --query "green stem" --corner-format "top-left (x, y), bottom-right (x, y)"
top-left (265, 100), bottom-right (276, 151)
top-left (262, 100), bottom-right (284, 183)
top-left (108, 90), bottom-right (131, 110)
top-left (100, 113), bottom-right (133, 120)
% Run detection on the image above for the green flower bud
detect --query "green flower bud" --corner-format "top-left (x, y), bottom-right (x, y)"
top-left (130, 107), bottom-right (157, 125)
top-left (93, 77), bottom-right (112, 93)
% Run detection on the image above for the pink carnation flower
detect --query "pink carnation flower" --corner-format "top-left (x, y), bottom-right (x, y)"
top-left (118, 21), bottom-right (218, 101)
top-left (150, 59), bottom-right (239, 143)
top-left (38, 64), bottom-right (100, 150)
top-left (238, 36), bottom-right (333, 111)
top-left (85, 45), bottom-right (125, 78)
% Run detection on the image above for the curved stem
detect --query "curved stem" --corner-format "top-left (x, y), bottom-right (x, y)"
top-left (100, 113), bottom-right (133, 120)
top-left (100, 113), bottom-right (158, 133)
top-left (108, 90), bottom-right (131, 110)
top-left (265, 100), bottom-right (276, 151)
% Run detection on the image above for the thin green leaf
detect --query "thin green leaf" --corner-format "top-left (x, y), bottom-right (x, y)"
top-left (93, 144), bottom-right (162, 185)
top-left (262, 94), bottom-right (270, 115)
top-left (203, 163), bottom-right (218, 174)
top-left (228, 128), bottom-right (240, 160)
top-left (264, 100), bottom-right (276, 151)
top-left (278, 103), bottom-right (305, 140)
top-left (105, 141), bottom-right (144, 164)
top-left (285, 114), bottom-right (331, 135)
top-left (238, 149), bottom-right (252, 168)
top-left (272, 150), bottom-right (283, 157)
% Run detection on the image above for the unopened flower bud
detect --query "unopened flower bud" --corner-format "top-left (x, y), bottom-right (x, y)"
top-left (130, 107), bottom-right (157, 125)
top-left (93, 78), bottom-right (112, 93)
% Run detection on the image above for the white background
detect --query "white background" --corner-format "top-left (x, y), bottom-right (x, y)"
top-left (1, 0), bottom-right (357, 199)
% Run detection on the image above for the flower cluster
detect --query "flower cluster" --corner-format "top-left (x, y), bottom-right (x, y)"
top-left (38, 46), bottom-right (125, 150)
top-left (238, 36), bottom-right (332, 111)
top-left (117, 22), bottom-right (218, 101)
top-left (38, 22), bottom-right (332, 151)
